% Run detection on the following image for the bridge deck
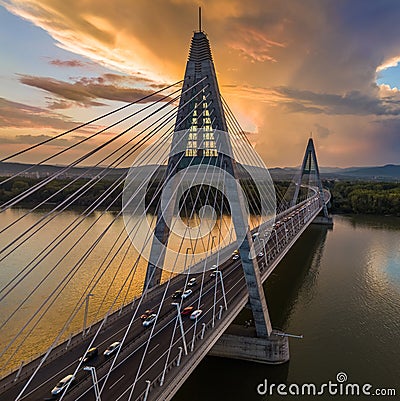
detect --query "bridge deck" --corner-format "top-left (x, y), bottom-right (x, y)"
top-left (0, 193), bottom-right (330, 401)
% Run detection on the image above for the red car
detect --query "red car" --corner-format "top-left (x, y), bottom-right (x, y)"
top-left (140, 309), bottom-right (154, 320)
top-left (181, 306), bottom-right (194, 316)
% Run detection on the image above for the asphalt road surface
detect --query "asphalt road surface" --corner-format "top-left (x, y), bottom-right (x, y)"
top-left (1, 195), bottom-right (322, 401)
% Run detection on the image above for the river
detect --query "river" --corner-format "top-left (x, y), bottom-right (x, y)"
top-left (174, 215), bottom-right (400, 400)
top-left (1, 211), bottom-right (399, 399)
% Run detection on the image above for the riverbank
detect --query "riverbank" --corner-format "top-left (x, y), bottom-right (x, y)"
top-left (326, 180), bottom-right (400, 215)
top-left (2, 176), bottom-right (400, 216)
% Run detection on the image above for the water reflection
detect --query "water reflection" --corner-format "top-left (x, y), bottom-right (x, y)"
top-left (174, 215), bottom-right (400, 401)
top-left (0, 208), bottom-right (147, 374)
top-left (0, 208), bottom-right (263, 375)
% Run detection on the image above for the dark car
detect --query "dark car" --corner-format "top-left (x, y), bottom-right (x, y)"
top-left (79, 347), bottom-right (98, 363)
top-left (172, 290), bottom-right (183, 299)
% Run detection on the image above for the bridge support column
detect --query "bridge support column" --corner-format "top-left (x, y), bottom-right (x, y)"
top-left (312, 215), bottom-right (333, 227)
top-left (291, 138), bottom-right (329, 217)
top-left (224, 169), bottom-right (273, 338)
top-left (209, 325), bottom-right (289, 364)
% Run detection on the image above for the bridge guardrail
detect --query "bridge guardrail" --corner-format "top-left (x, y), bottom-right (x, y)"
top-left (1, 188), bottom-right (331, 398)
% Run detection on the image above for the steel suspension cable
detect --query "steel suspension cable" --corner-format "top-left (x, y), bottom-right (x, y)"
top-left (0, 80), bottom-right (183, 163)
top-left (1, 87), bottom-right (209, 376)
top-left (0, 78), bottom-right (206, 212)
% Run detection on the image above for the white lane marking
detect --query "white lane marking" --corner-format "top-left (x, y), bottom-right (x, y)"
top-left (109, 374), bottom-right (125, 390)
top-left (149, 343), bottom-right (160, 354)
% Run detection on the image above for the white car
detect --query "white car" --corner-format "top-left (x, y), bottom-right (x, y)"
top-left (258, 252), bottom-right (264, 257)
top-left (142, 313), bottom-right (157, 327)
top-left (181, 289), bottom-right (193, 299)
top-left (103, 341), bottom-right (121, 356)
top-left (187, 278), bottom-right (197, 287)
top-left (210, 265), bottom-right (219, 277)
top-left (51, 374), bottom-right (74, 396)
top-left (190, 309), bottom-right (203, 320)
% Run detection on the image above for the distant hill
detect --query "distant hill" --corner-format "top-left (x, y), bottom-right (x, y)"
top-left (0, 162), bottom-right (128, 180)
top-left (270, 164), bottom-right (400, 181)
top-left (337, 164), bottom-right (400, 179)
top-left (1, 161), bottom-right (400, 182)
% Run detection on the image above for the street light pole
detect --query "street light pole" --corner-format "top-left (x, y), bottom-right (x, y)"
top-left (216, 270), bottom-right (227, 310)
top-left (83, 366), bottom-right (101, 401)
top-left (143, 380), bottom-right (151, 401)
top-left (261, 238), bottom-right (267, 267)
top-left (185, 247), bottom-right (192, 272)
top-left (83, 293), bottom-right (94, 337)
top-left (210, 235), bottom-right (216, 252)
top-left (171, 302), bottom-right (187, 355)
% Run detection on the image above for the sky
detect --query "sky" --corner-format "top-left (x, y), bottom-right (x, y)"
top-left (1, 0), bottom-right (400, 167)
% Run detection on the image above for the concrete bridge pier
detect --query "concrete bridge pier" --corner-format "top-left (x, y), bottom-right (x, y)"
top-left (312, 215), bottom-right (334, 227)
top-left (209, 324), bottom-right (289, 364)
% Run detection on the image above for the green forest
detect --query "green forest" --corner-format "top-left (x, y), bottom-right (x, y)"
top-left (0, 176), bottom-right (123, 209)
top-left (1, 176), bottom-right (400, 216)
top-left (327, 181), bottom-right (400, 215)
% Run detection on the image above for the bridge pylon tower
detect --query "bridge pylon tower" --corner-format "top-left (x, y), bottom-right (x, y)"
top-left (143, 26), bottom-right (273, 338)
top-left (291, 137), bottom-right (330, 219)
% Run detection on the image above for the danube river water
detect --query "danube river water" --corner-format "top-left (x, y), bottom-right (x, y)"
top-left (0, 211), bottom-right (399, 400)
top-left (174, 215), bottom-right (400, 400)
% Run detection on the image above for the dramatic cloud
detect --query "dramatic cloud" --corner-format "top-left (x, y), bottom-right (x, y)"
top-left (3, 0), bottom-right (400, 166)
top-left (45, 98), bottom-right (77, 110)
top-left (275, 87), bottom-right (400, 116)
top-left (226, 26), bottom-right (285, 63)
top-left (0, 97), bottom-right (79, 130)
top-left (49, 59), bottom-right (89, 68)
top-left (313, 124), bottom-right (332, 139)
top-left (18, 74), bottom-right (176, 108)
top-left (1, 133), bottom-right (81, 146)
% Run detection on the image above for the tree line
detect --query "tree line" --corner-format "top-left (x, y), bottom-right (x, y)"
top-left (325, 180), bottom-right (400, 216)
top-left (0, 176), bottom-right (123, 209)
top-left (1, 176), bottom-right (399, 216)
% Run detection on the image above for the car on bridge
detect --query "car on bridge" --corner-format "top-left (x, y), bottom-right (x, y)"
top-left (172, 290), bottom-right (183, 299)
top-left (190, 309), bottom-right (202, 320)
top-left (181, 306), bottom-right (194, 315)
top-left (187, 278), bottom-right (197, 287)
top-left (51, 374), bottom-right (75, 396)
top-left (103, 341), bottom-right (121, 357)
top-left (79, 347), bottom-right (98, 363)
top-left (181, 289), bottom-right (193, 299)
top-left (210, 271), bottom-right (219, 277)
top-left (140, 309), bottom-right (154, 320)
top-left (210, 265), bottom-right (219, 277)
top-left (142, 313), bottom-right (157, 327)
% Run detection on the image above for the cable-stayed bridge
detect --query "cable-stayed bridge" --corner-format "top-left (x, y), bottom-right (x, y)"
top-left (0, 24), bottom-right (332, 401)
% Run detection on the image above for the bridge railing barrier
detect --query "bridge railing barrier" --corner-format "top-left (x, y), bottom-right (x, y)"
top-left (133, 314), bottom-right (219, 401)
top-left (0, 188), bottom-right (330, 398)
